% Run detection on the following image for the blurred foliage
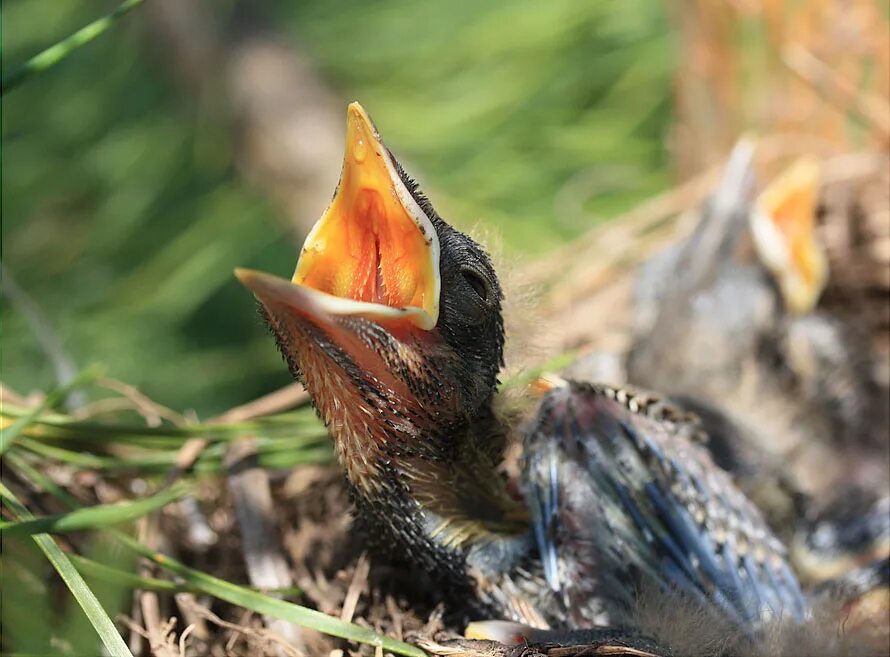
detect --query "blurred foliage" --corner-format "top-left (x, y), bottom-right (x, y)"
top-left (2, 0), bottom-right (674, 413)
top-left (281, 0), bottom-right (673, 243)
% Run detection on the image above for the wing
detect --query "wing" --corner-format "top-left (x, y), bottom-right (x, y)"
top-left (522, 381), bottom-right (806, 631)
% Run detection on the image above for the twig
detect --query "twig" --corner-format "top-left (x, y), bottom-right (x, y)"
top-left (158, 382), bottom-right (309, 490)
top-left (522, 166), bottom-right (720, 289)
top-left (136, 517), bottom-right (180, 657)
top-left (94, 379), bottom-right (187, 426)
top-left (172, 593), bottom-right (210, 644)
top-left (73, 397), bottom-right (163, 422)
top-left (339, 553), bottom-right (370, 624)
top-left (176, 593), bottom-right (306, 657)
top-left (226, 437), bottom-right (306, 655)
top-left (119, 614), bottom-right (151, 641)
top-left (178, 623), bottom-right (196, 657)
top-left (530, 168), bottom-right (719, 310)
top-left (126, 592), bottom-right (146, 655)
top-left (161, 438), bottom-right (210, 489)
top-left (225, 440), bottom-right (294, 594)
top-left (385, 596), bottom-right (405, 642)
top-left (783, 44), bottom-right (890, 140)
top-left (227, 609), bottom-right (253, 655)
top-left (213, 383), bottom-right (308, 424)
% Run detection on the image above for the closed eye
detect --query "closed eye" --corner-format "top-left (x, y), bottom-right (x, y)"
top-left (462, 269), bottom-right (489, 301)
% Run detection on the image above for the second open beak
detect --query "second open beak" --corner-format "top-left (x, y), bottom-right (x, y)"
top-left (750, 157), bottom-right (828, 314)
top-left (237, 102), bottom-right (441, 331)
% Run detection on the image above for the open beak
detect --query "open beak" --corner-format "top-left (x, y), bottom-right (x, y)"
top-left (236, 102), bottom-right (440, 333)
top-left (750, 157), bottom-right (827, 314)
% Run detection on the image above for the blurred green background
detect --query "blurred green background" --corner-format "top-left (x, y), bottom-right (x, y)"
top-left (2, 0), bottom-right (674, 414)
top-left (2, 4), bottom-right (887, 656)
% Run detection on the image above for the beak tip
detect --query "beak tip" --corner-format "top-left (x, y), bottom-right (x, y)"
top-left (233, 267), bottom-right (254, 285)
top-left (234, 268), bottom-right (274, 298)
top-left (345, 101), bottom-right (376, 139)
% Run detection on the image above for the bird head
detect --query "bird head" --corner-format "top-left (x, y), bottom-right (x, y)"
top-left (236, 103), bottom-right (504, 494)
top-left (669, 141), bottom-right (827, 318)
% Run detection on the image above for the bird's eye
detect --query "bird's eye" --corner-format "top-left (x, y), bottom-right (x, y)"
top-left (462, 268), bottom-right (489, 302)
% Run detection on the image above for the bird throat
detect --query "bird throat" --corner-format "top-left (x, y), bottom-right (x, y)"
top-left (302, 330), bottom-right (527, 549)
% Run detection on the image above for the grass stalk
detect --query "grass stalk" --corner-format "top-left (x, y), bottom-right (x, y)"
top-left (0, 365), bottom-right (103, 455)
top-left (1, 0), bottom-right (145, 95)
top-left (4, 447), bottom-right (425, 656)
top-left (0, 482), bottom-right (190, 536)
top-left (0, 482), bottom-right (135, 657)
top-left (109, 527), bottom-right (427, 657)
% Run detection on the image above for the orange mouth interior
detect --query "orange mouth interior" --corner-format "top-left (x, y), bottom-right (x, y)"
top-left (292, 103), bottom-right (438, 328)
top-left (753, 157), bottom-right (827, 314)
top-left (762, 165), bottom-right (820, 284)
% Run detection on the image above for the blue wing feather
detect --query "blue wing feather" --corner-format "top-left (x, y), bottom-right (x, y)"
top-left (522, 381), bottom-right (806, 632)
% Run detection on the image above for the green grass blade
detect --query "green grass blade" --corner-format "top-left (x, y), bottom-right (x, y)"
top-left (0, 483), bottom-right (134, 657)
top-left (15, 435), bottom-right (332, 474)
top-left (0, 482), bottom-right (189, 536)
top-left (0, 365), bottom-right (103, 455)
top-left (71, 554), bottom-right (183, 593)
top-left (71, 554), bottom-right (302, 597)
top-left (6, 417), bottom-right (416, 654)
top-left (1, 403), bottom-right (323, 441)
top-left (1, 0), bottom-right (145, 95)
top-left (4, 450), bottom-right (81, 507)
top-left (110, 530), bottom-right (427, 657)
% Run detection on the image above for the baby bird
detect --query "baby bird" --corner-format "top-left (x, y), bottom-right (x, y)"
top-left (628, 142), bottom-right (888, 514)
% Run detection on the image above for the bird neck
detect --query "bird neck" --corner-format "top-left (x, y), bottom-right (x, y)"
top-left (297, 335), bottom-right (533, 583)
top-left (406, 401), bottom-right (528, 538)
top-left (345, 393), bottom-right (534, 583)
